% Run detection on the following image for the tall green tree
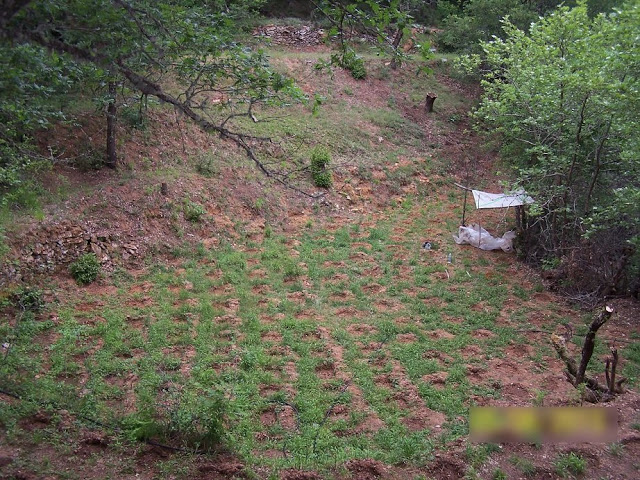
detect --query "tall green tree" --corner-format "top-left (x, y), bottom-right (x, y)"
top-left (466, 1), bottom-right (640, 296)
top-left (438, 0), bottom-right (538, 53)
top-left (315, 0), bottom-right (432, 76)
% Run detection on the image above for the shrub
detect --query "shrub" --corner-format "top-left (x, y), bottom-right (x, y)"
top-left (437, 0), bottom-right (536, 53)
top-left (310, 146), bottom-right (333, 189)
top-left (13, 286), bottom-right (45, 312)
top-left (193, 151), bottom-right (219, 177)
top-left (332, 49), bottom-right (366, 80)
top-left (183, 199), bottom-right (206, 222)
top-left (122, 389), bottom-right (226, 451)
top-left (119, 104), bottom-right (148, 130)
top-left (69, 253), bottom-right (100, 285)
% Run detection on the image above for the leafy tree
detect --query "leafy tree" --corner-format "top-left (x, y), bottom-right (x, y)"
top-left (436, 0), bottom-right (628, 54)
top-left (0, 41), bottom-right (84, 207)
top-left (316, 0), bottom-right (432, 75)
top-left (0, 0), bottom-right (305, 201)
top-left (438, 0), bottom-right (538, 53)
top-left (466, 1), bottom-right (640, 296)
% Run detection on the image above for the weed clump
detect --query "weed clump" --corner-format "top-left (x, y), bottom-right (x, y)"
top-left (13, 286), bottom-right (45, 312)
top-left (554, 452), bottom-right (586, 478)
top-left (122, 390), bottom-right (226, 451)
top-left (193, 151), bottom-right (219, 177)
top-left (69, 253), bottom-right (100, 285)
top-left (333, 49), bottom-right (366, 79)
top-left (183, 199), bottom-right (206, 222)
top-left (310, 147), bottom-right (333, 189)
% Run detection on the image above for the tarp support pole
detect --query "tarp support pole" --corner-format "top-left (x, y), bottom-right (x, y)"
top-left (461, 188), bottom-right (468, 226)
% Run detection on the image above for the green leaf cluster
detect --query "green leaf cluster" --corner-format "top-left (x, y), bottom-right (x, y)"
top-left (310, 146), bottom-right (333, 189)
top-left (0, 43), bottom-right (83, 207)
top-left (318, 0), bottom-right (417, 73)
top-left (438, 0), bottom-right (538, 53)
top-left (0, 0), bottom-right (305, 206)
top-left (69, 253), bottom-right (101, 285)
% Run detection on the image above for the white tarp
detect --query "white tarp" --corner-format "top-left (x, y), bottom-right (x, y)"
top-left (471, 189), bottom-right (535, 209)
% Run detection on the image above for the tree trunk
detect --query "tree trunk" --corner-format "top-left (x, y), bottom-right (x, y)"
top-left (425, 93), bottom-right (437, 113)
top-left (575, 305), bottom-right (614, 385)
top-left (105, 81), bottom-right (117, 169)
top-left (390, 28), bottom-right (404, 70)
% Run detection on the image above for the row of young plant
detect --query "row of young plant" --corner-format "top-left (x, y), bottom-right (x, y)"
top-left (5, 200), bottom-right (636, 476)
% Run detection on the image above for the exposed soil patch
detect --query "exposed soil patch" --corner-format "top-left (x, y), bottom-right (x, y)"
top-left (427, 329), bottom-right (456, 340)
top-left (422, 371), bottom-right (448, 388)
top-left (426, 456), bottom-right (467, 480)
top-left (345, 458), bottom-right (387, 479)
top-left (280, 469), bottom-right (322, 480)
top-left (396, 332), bottom-right (418, 343)
top-left (346, 323), bottom-right (378, 336)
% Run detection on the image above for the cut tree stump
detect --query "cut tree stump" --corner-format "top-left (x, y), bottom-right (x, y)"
top-left (425, 93), bottom-right (437, 113)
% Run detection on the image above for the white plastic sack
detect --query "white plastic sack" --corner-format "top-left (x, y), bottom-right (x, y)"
top-left (453, 224), bottom-right (516, 253)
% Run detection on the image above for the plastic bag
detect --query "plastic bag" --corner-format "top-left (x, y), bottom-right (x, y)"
top-left (453, 224), bottom-right (516, 252)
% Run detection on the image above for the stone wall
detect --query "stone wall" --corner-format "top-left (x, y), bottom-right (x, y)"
top-left (1, 220), bottom-right (139, 285)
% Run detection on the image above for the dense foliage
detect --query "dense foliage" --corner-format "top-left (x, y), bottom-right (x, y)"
top-left (0, 42), bottom-right (83, 207)
top-left (316, 0), bottom-right (427, 75)
top-left (69, 253), bottom-right (101, 285)
top-left (438, 0), bottom-right (538, 53)
top-left (437, 0), bottom-right (628, 53)
top-left (0, 0), bottom-right (302, 207)
top-left (466, 1), bottom-right (640, 296)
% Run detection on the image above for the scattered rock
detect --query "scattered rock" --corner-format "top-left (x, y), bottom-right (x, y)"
top-left (0, 220), bottom-right (142, 285)
top-left (253, 25), bottom-right (325, 46)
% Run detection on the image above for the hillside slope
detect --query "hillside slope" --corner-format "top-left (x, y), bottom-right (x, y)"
top-left (1, 36), bottom-right (639, 480)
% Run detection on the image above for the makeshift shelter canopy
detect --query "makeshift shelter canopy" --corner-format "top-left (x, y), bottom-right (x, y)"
top-left (472, 189), bottom-right (535, 209)
top-left (453, 184), bottom-right (536, 241)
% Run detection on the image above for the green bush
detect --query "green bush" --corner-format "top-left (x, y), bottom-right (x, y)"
top-left (332, 49), bottom-right (366, 80)
top-left (69, 253), bottom-right (100, 285)
top-left (13, 286), bottom-right (45, 312)
top-left (119, 104), bottom-right (148, 130)
top-left (122, 389), bottom-right (226, 451)
top-left (310, 146), bottom-right (333, 189)
top-left (183, 199), bottom-right (206, 222)
top-left (438, 0), bottom-right (536, 53)
top-left (193, 151), bottom-right (219, 177)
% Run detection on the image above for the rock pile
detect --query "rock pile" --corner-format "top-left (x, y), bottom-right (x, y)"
top-left (253, 25), bottom-right (325, 46)
top-left (1, 220), bottom-right (139, 284)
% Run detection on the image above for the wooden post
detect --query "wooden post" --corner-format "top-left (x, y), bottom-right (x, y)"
top-left (425, 93), bottom-right (437, 113)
